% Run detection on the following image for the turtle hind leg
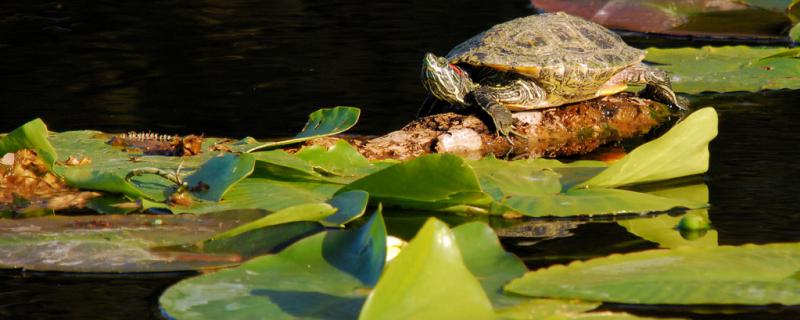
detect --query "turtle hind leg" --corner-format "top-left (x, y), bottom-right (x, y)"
top-left (621, 63), bottom-right (688, 110)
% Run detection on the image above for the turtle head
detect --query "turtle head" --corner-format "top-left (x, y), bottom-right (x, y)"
top-left (421, 53), bottom-right (475, 105)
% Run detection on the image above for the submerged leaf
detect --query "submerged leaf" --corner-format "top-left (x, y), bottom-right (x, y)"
top-left (646, 46), bottom-right (800, 94)
top-left (0, 212), bottom-right (268, 272)
top-left (506, 243), bottom-right (800, 305)
top-left (359, 219), bottom-right (494, 320)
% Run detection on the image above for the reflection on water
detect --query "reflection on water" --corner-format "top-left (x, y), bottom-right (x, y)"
top-left (1, 0), bottom-right (800, 319)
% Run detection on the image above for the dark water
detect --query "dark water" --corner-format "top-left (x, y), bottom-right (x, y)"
top-left (1, 1), bottom-right (799, 319)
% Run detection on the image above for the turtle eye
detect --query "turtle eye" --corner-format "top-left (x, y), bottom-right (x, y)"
top-left (437, 57), bottom-right (448, 65)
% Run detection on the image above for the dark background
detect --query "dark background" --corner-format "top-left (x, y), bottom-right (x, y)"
top-left (1, 1), bottom-right (799, 319)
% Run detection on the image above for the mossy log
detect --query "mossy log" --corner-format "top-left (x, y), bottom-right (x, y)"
top-left (309, 93), bottom-right (675, 160)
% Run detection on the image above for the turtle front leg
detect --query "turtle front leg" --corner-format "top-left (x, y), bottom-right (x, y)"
top-left (620, 63), bottom-right (687, 110)
top-left (473, 79), bottom-right (546, 141)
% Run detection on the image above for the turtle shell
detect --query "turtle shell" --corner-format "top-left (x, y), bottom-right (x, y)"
top-left (447, 12), bottom-right (645, 106)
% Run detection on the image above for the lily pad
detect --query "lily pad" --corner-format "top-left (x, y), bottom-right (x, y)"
top-left (160, 210), bottom-right (387, 320)
top-left (506, 243), bottom-right (800, 305)
top-left (0, 118), bottom-right (57, 169)
top-left (453, 222), bottom-right (528, 309)
top-left (341, 154), bottom-right (491, 212)
top-left (359, 218), bottom-right (495, 320)
top-left (646, 46), bottom-right (800, 94)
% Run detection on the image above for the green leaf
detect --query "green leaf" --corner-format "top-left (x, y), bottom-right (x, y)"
top-left (160, 210), bottom-right (387, 320)
top-left (184, 154), bottom-right (256, 201)
top-left (295, 139), bottom-right (374, 177)
top-left (504, 188), bottom-right (706, 218)
top-left (578, 108), bottom-right (717, 188)
top-left (495, 299), bottom-right (599, 320)
top-left (324, 190), bottom-right (370, 227)
top-left (341, 154), bottom-right (490, 211)
top-left (173, 178), bottom-right (340, 214)
top-left (201, 221), bottom-right (324, 260)
top-left (0, 118), bottom-right (57, 169)
top-left (244, 107), bottom-right (361, 152)
top-left (496, 298), bottom-right (680, 319)
top-left (453, 222), bottom-right (528, 309)
top-left (646, 46), bottom-right (800, 94)
top-left (790, 24), bottom-right (800, 42)
top-left (469, 156), bottom-right (563, 200)
top-left (0, 211), bottom-right (267, 272)
top-left (359, 218), bottom-right (494, 320)
top-left (210, 203), bottom-right (337, 240)
top-left (506, 243), bottom-right (800, 305)
top-left (60, 169), bottom-right (150, 199)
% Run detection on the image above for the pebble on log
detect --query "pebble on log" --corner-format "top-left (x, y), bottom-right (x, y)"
top-left (306, 93), bottom-right (675, 160)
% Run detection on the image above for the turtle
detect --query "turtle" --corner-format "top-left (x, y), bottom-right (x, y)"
top-left (420, 12), bottom-right (684, 138)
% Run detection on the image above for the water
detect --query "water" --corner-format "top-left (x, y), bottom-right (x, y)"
top-left (1, 1), bottom-right (799, 319)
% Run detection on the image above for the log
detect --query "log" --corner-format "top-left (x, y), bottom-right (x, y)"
top-left (308, 93), bottom-right (676, 160)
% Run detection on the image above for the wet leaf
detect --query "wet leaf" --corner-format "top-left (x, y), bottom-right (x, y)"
top-left (578, 108), bottom-right (717, 188)
top-left (506, 243), bottom-right (800, 305)
top-left (0, 212), bottom-right (267, 272)
top-left (184, 154), bottom-right (255, 202)
top-left (0, 118), bottom-right (57, 169)
top-left (359, 218), bottom-right (495, 320)
top-left (160, 210), bottom-right (387, 320)
top-left (646, 47), bottom-right (800, 94)
top-left (243, 107), bottom-right (361, 152)
top-left (453, 222), bottom-right (528, 309)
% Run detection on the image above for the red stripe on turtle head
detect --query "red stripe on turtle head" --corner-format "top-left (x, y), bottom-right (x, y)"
top-left (448, 64), bottom-right (464, 77)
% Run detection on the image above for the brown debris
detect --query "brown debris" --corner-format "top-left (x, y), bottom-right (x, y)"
top-left (0, 149), bottom-right (100, 213)
top-left (306, 93), bottom-right (674, 160)
top-left (108, 132), bottom-right (204, 156)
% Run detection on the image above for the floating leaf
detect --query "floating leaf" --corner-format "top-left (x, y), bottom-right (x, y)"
top-left (0, 212), bottom-right (268, 272)
top-left (184, 154), bottom-right (255, 202)
top-left (453, 222), bottom-right (528, 309)
top-left (341, 154), bottom-right (491, 211)
top-left (172, 178), bottom-right (340, 214)
top-left (359, 218), bottom-right (495, 320)
top-left (646, 46), bottom-right (800, 94)
top-left (244, 107), bottom-right (360, 152)
top-left (578, 108), bottom-right (717, 188)
top-left (469, 156), bottom-right (563, 200)
top-left (209, 203), bottom-right (336, 240)
top-left (506, 243), bottom-right (800, 305)
top-left (60, 169), bottom-right (150, 200)
top-left (0, 118), bottom-right (57, 169)
top-left (324, 190), bottom-right (369, 227)
top-left (160, 210), bottom-right (387, 320)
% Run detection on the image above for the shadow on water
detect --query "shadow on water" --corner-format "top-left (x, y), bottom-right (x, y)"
top-left (1, 0), bottom-right (800, 319)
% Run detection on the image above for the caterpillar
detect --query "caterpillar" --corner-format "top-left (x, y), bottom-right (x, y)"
top-left (108, 131), bottom-right (204, 156)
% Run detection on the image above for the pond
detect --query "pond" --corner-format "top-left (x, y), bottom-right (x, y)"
top-left (1, 0), bottom-right (799, 319)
